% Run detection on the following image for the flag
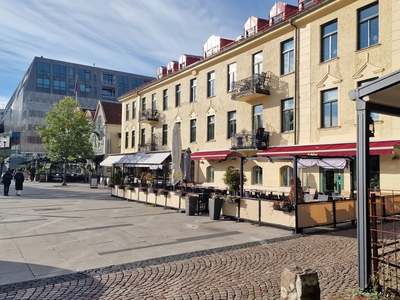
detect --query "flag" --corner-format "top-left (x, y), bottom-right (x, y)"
top-left (73, 75), bottom-right (78, 95)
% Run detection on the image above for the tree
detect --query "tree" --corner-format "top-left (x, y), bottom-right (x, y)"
top-left (222, 167), bottom-right (247, 196)
top-left (37, 96), bottom-right (94, 185)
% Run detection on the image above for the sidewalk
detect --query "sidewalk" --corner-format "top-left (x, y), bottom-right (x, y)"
top-left (0, 181), bottom-right (358, 299)
top-left (0, 181), bottom-right (292, 284)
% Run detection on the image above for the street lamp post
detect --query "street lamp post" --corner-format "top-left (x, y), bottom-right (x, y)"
top-left (3, 139), bottom-right (6, 156)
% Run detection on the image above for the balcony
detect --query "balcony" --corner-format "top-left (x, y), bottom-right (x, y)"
top-left (139, 109), bottom-right (159, 123)
top-left (231, 72), bottom-right (270, 101)
top-left (231, 128), bottom-right (269, 151)
top-left (138, 142), bottom-right (159, 152)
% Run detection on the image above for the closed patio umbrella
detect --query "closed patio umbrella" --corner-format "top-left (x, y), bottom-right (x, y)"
top-left (171, 123), bottom-right (182, 187)
top-left (183, 148), bottom-right (191, 191)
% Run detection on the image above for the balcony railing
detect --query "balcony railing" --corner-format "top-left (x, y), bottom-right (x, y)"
top-left (138, 142), bottom-right (159, 152)
top-left (231, 128), bottom-right (269, 150)
top-left (231, 72), bottom-right (270, 101)
top-left (139, 109), bottom-right (159, 123)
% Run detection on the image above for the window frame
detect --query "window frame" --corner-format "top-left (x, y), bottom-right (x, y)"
top-left (162, 124), bottom-right (168, 145)
top-left (281, 39), bottom-right (294, 75)
top-left (132, 101), bottom-right (136, 119)
top-left (253, 166), bottom-right (263, 185)
top-left (190, 78), bottom-right (197, 102)
top-left (358, 2), bottom-right (379, 50)
top-left (281, 166), bottom-right (293, 187)
top-left (125, 132), bottom-right (129, 149)
top-left (281, 98), bottom-right (294, 133)
top-left (227, 63), bottom-right (237, 92)
top-left (207, 115), bottom-right (215, 141)
top-left (175, 84), bottom-right (181, 107)
top-left (206, 166), bottom-right (215, 183)
top-left (207, 71), bottom-right (215, 97)
top-left (125, 103), bottom-right (130, 121)
top-left (227, 111), bottom-right (237, 139)
top-left (253, 104), bottom-right (263, 131)
top-left (163, 89), bottom-right (168, 110)
top-left (321, 88), bottom-right (338, 128)
top-left (253, 52), bottom-right (263, 75)
top-left (321, 20), bottom-right (338, 62)
top-left (131, 130), bottom-right (135, 148)
top-left (190, 119), bottom-right (197, 143)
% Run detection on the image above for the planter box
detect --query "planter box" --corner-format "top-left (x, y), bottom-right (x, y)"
top-left (209, 198), bottom-right (224, 220)
top-left (185, 196), bottom-right (198, 216)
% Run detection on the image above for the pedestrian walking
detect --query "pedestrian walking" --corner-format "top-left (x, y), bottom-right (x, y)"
top-left (29, 167), bottom-right (36, 182)
top-left (2, 169), bottom-right (13, 196)
top-left (14, 169), bottom-right (24, 196)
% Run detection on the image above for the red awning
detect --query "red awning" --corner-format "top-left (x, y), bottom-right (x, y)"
top-left (257, 140), bottom-right (400, 157)
top-left (191, 150), bottom-right (232, 161)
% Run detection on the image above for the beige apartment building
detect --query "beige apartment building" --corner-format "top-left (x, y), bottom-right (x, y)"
top-left (118, 0), bottom-right (400, 195)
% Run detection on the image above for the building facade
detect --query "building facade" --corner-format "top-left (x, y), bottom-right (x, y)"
top-left (2, 56), bottom-right (154, 162)
top-left (118, 0), bottom-right (400, 193)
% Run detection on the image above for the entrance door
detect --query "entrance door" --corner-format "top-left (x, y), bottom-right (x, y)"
top-left (320, 168), bottom-right (344, 194)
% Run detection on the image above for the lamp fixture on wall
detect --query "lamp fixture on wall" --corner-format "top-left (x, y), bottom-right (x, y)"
top-left (368, 115), bottom-right (375, 137)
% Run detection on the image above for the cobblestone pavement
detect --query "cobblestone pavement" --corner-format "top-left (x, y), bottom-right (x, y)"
top-left (0, 227), bottom-right (358, 300)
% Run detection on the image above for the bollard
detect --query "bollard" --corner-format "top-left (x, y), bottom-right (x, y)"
top-left (281, 267), bottom-right (320, 300)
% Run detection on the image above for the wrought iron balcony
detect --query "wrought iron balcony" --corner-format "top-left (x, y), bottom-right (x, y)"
top-left (231, 72), bottom-right (270, 101)
top-left (231, 128), bottom-right (269, 150)
top-left (138, 142), bottom-right (159, 152)
top-left (139, 109), bottom-right (159, 123)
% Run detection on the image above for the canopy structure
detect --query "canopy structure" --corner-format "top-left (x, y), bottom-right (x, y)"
top-left (113, 152), bottom-right (146, 167)
top-left (100, 155), bottom-right (125, 167)
top-left (297, 158), bottom-right (347, 169)
top-left (191, 149), bottom-right (232, 161)
top-left (134, 151), bottom-right (171, 169)
top-left (257, 140), bottom-right (400, 157)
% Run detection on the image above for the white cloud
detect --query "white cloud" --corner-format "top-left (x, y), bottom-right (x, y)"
top-left (0, 0), bottom-right (298, 101)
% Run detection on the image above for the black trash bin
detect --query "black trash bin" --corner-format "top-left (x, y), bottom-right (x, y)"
top-left (209, 198), bottom-right (224, 220)
top-left (90, 174), bottom-right (99, 188)
top-left (185, 196), bottom-right (198, 216)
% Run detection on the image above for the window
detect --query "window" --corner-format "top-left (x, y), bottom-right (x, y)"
top-left (163, 89), bottom-right (168, 110)
top-left (125, 103), bottom-right (130, 121)
top-left (162, 124), bottom-right (168, 145)
top-left (227, 63), bottom-right (236, 91)
top-left (103, 74), bottom-right (113, 85)
top-left (53, 64), bottom-right (66, 78)
top-left (36, 78), bottom-right (50, 89)
top-left (281, 39), bottom-right (294, 75)
top-left (132, 77), bottom-right (143, 88)
top-left (282, 99), bottom-right (294, 132)
top-left (79, 69), bottom-right (91, 80)
top-left (207, 71), bottom-right (215, 97)
top-left (151, 126), bottom-right (156, 145)
top-left (101, 88), bottom-right (114, 97)
top-left (69, 67), bottom-right (75, 80)
top-left (281, 166), bottom-right (293, 187)
top-left (359, 79), bottom-right (379, 121)
top-left (175, 84), bottom-right (181, 107)
top-left (207, 115), bottom-right (215, 141)
top-left (321, 88), bottom-right (338, 128)
top-left (207, 166), bottom-right (214, 183)
top-left (36, 62), bottom-right (50, 76)
top-left (253, 166), bottom-right (263, 185)
top-left (69, 81), bottom-right (75, 93)
top-left (321, 20), bottom-right (338, 62)
top-left (141, 128), bottom-right (145, 146)
top-left (131, 130), bottom-right (135, 148)
top-left (358, 3), bottom-right (379, 50)
top-left (141, 97), bottom-right (146, 111)
top-left (253, 52), bottom-right (263, 75)
top-left (227, 111), bottom-right (236, 139)
top-left (190, 119), bottom-right (197, 143)
top-left (53, 80), bottom-right (66, 93)
top-left (132, 101), bottom-right (136, 119)
top-left (253, 105), bottom-right (263, 130)
top-left (118, 75), bottom-right (129, 88)
top-left (190, 78), bottom-right (197, 102)
top-left (152, 93), bottom-right (156, 111)
top-left (125, 132), bottom-right (129, 149)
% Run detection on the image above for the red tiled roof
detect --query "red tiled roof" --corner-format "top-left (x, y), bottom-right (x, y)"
top-left (100, 101), bottom-right (121, 124)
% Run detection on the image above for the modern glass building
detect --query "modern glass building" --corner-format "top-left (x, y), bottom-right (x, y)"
top-left (1, 56), bottom-right (154, 160)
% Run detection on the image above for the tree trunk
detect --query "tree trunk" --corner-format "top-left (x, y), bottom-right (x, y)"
top-left (62, 158), bottom-right (68, 185)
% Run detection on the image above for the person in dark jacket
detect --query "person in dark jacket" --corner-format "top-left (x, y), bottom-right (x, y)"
top-left (14, 169), bottom-right (25, 196)
top-left (29, 167), bottom-right (36, 182)
top-left (2, 169), bottom-right (13, 196)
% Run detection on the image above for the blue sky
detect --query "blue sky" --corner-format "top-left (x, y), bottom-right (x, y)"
top-left (0, 0), bottom-right (299, 108)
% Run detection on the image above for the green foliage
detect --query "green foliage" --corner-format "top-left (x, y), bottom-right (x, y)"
top-left (222, 167), bottom-right (247, 193)
top-left (36, 96), bottom-right (94, 162)
top-left (111, 172), bottom-right (122, 185)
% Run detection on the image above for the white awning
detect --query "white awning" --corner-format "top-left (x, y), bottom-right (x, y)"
top-left (297, 158), bottom-right (348, 169)
top-left (114, 152), bottom-right (147, 167)
top-left (135, 151), bottom-right (171, 168)
top-left (100, 155), bottom-right (124, 167)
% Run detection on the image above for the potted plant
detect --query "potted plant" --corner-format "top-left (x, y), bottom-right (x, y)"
top-left (185, 193), bottom-right (199, 216)
top-left (222, 167), bottom-right (247, 197)
top-left (272, 200), bottom-right (294, 212)
top-left (209, 192), bottom-right (224, 220)
top-left (140, 171), bottom-right (155, 187)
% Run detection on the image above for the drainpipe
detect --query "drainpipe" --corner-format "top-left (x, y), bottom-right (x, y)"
top-left (290, 19), bottom-right (299, 145)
